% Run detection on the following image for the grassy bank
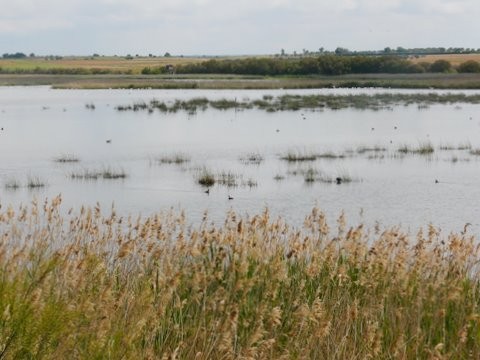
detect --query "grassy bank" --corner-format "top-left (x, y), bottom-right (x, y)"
top-left (3, 73), bottom-right (480, 89)
top-left (0, 197), bottom-right (478, 358)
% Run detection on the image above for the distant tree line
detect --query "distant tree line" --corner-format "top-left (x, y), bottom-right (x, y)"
top-left (172, 56), bottom-right (480, 76)
top-left (1, 52), bottom-right (480, 76)
top-left (2, 52), bottom-right (27, 59)
top-left (277, 47), bottom-right (480, 57)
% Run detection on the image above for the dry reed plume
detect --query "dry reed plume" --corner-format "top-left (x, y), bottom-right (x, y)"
top-left (0, 196), bottom-right (479, 359)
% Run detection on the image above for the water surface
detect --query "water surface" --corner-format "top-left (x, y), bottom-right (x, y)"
top-left (1, 86), bottom-right (480, 234)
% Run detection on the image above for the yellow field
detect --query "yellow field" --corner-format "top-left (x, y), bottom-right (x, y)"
top-left (0, 56), bottom-right (207, 74)
top-left (410, 53), bottom-right (480, 65)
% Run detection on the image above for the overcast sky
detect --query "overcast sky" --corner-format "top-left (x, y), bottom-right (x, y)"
top-left (0, 0), bottom-right (478, 55)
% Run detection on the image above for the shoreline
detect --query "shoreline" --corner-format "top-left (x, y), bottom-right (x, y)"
top-left (2, 73), bottom-right (480, 90)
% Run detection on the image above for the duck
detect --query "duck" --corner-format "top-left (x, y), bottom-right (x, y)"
top-left (228, 195), bottom-right (234, 200)
top-left (106, 139), bottom-right (112, 144)
top-left (204, 188), bottom-right (210, 195)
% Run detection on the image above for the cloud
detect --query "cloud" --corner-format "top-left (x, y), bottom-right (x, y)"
top-left (0, 0), bottom-right (478, 54)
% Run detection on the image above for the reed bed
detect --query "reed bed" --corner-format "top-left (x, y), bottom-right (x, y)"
top-left (0, 198), bottom-right (478, 358)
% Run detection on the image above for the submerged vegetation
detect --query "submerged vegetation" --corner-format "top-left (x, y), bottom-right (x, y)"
top-left (197, 169), bottom-right (258, 188)
top-left (4, 178), bottom-right (21, 190)
top-left (4, 177), bottom-right (47, 190)
top-left (155, 153), bottom-right (191, 165)
top-left (280, 150), bottom-right (317, 162)
top-left (70, 167), bottom-right (127, 180)
top-left (239, 152), bottom-right (264, 165)
top-left (54, 154), bottom-right (80, 163)
top-left (197, 169), bottom-right (216, 187)
top-left (0, 198), bottom-right (478, 358)
top-left (26, 176), bottom-right (47, 189)
top-left (115, 93), bottom-right (480, 114)
top-left (397, 141), bottom-right (435, 155)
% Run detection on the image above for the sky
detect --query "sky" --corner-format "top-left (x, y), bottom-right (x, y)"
top-left (0, 0), bottom-right (478, 56)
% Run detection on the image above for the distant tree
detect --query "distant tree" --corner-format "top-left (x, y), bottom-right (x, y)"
top-left (335, 47), bottom-right (349, 55)
top-left (92, 53), bottom-right (100, 57)
top-left (417, 62), bottom-right (431, 72)
top-left (29, 53), bottom-right (35, 57)
top-left (384, 47), bottom-right (392, 54)
top-left (2, 52), bottom-right (27, 59)
top-left (457, 60), bottom-right (480, 73)
top-left (125, 55), bottom-right (134, 60)
top-left (164, 52), bottom-right (171, 57)
top-left (280, 49), bottom-right (285, 56)
top-left (429, 59), bottom-right (452, 73)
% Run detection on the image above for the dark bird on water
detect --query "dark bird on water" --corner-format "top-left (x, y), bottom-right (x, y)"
top-left (106, 139), bottom-right (112, 144)
top-left (435, 179), bottom-right (439, 183)
top-left (228, 195), bottom-right (234, 200)
top-left (204, 188), bottom-right (210, 195)
top-left (336, 177), bottom-right (342, 185)
top-left (371, 127), bottom-right (375, 131)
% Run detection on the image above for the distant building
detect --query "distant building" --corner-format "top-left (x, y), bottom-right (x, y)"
top-left (165, 64), bottom-right (175, 74)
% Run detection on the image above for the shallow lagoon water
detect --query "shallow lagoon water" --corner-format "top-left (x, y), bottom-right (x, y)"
top-left (1, 86), bottom-right (480, 234)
